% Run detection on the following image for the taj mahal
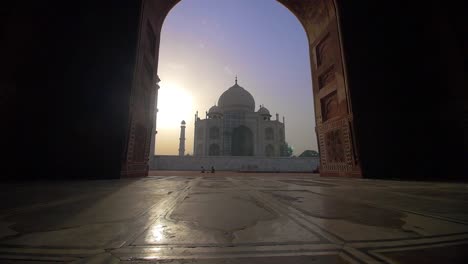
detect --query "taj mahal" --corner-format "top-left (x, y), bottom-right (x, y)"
top-left (192, 78), bottom-right (287, 157)
top-left (164, 78), bottom-right (318, 172)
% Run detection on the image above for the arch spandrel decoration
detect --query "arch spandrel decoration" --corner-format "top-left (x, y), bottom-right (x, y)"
top-left (121, 0), bottom-right (361, 177)
top-left (279, 0), bottom-right (361, 177)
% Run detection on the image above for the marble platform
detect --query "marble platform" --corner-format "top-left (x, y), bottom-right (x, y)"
top-left (0, 172), bottom-right (467, 263)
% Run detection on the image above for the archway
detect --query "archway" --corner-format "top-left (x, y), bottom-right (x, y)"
top-left (265, 144), bottom-right (275, 157)
top-left (265, 127), bottom-right (274, 140)
top-left (231, 126), bottom-right (254, 156)
top-left (120, 0), bottom-right (361, 178)
top-left (208, 144), bottom-right (220, 156)
top-left (209, 127), bottom-right (220, 140)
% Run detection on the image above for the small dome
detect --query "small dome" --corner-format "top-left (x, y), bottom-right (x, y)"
top-left (208, 105), bottom-right (222, 114)
top-left (181, 120), bottom-right (186, 125)
top-left (258, 106), bottom-right (271, 116)
top-left (218, 80), bottom-right (255, 112)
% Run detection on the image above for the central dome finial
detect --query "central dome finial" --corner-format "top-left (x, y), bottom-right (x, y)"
top-left (218, 78), bottom-right (255, 112)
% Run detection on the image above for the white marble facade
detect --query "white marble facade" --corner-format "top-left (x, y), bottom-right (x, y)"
top-left (194, 78), bottom-right (286, 157)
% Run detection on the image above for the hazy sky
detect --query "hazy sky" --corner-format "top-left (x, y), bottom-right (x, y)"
top-left (155, 0), bottom-right (317, 156)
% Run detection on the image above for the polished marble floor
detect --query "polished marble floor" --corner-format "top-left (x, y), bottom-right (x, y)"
top-left (0, 172), bottom-right (467, 263)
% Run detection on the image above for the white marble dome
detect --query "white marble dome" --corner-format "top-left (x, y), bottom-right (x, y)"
top-left (218, 81), bottom-right (255, 112)
top-left (257, 106), bottom-right (271, 116)
top-left (208, 105), bottom-right (222, 114)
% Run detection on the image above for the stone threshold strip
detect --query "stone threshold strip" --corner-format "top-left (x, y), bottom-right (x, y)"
top-left (347, 233), bottom-right (468, 258)
top-left (367, 240), bottom-right (468, 264)
top-left (0, 247), bottom-right (104, 262)
top-left (0, 234), bottom-right (467, 264)
top-left (0, 243), bottom-right (356, 263)
top-left (2, 234), bottom-right (467, 263)
top-left (110, 243), bottom-right (356, 262)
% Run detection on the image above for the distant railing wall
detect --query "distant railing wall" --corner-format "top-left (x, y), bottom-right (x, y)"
top-left (150, 155), bottom-right (320, 172)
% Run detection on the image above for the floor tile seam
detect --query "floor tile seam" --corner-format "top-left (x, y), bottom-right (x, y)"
top-left (114, 250), bottom-right (345, 261)
top-left (123, 184), bottom-right (193, 245)
top-left (130, 187), bottom-right (195, 221)
top-left (246, 189), bottom-right (345, 245)
top-left (366, 240), bottom-right (468, 264)
top-left (163, 179), bottom-right (211, 223)
top-left (120, 241), bottom-right (338, 248)
top-left (118, 181), bottom-right (195, 248)
top-left (367, 251), bottom-right (401, 264)
top-left (341, 246), bottom-right (382, 264)
top-left (208, 178), bottom-right (344, 244)
top-left (366, 239), bottom-right (468, 254)
top-left (379, 189), bottom-right (468, 204)
top-left (351, 237), bottom-right (468, 252)
top-left (227, 179), bottom-right (368, 246)
top-left (382, 207), bottom-right (468, 225)
top-left (145, 247), bottom-right (342, 256)
top-left (111, 243), bottom-right (341, 256)
top-left (344, 232), bottom-right (468, 245)
top-left (302, 189), bottom-right (468, 225)
top-left (251, 189), bottom-right (466, 249)
top-left (112, 247), bottom-right (372, 264)
top-left (158, 186), bottom-right (282, 244)
top-left (338, 251), bottom-right (367, 264)
top-left (248, 189), bottom-right (468, 245)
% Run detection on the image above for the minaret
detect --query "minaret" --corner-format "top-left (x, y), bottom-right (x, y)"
top-left (178, 120), bottom-right (186, 156)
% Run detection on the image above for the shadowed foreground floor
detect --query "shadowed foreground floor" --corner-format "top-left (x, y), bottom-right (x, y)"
top-left (0, 172), bottom-right (467, 263)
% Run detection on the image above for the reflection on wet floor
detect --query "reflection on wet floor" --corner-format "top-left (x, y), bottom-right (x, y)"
top-left (0, 173), bottom-right (467, 263)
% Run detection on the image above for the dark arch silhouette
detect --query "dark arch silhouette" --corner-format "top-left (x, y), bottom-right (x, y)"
top-left (265, 127), bottom-right (274, 140)
top-left (265, 144), bottom-right (275, 157)
top-left (231, 126), bottom-right (254, 156)
top-left (209, 126), bottom-right (220, 139)
top-left (209, 144), bottom-right (220, 156)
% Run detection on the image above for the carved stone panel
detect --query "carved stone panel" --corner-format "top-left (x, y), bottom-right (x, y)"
top-left (318, 65), bottom-right (335, 89)
top-left (325, 128), bottom-right (345, 163)
top-left (316, 34), bottom-right (332, 67)
top-left (277, 0), bottom-right (361, 177)
top-left (321, 91), bottom-right (339, 121)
